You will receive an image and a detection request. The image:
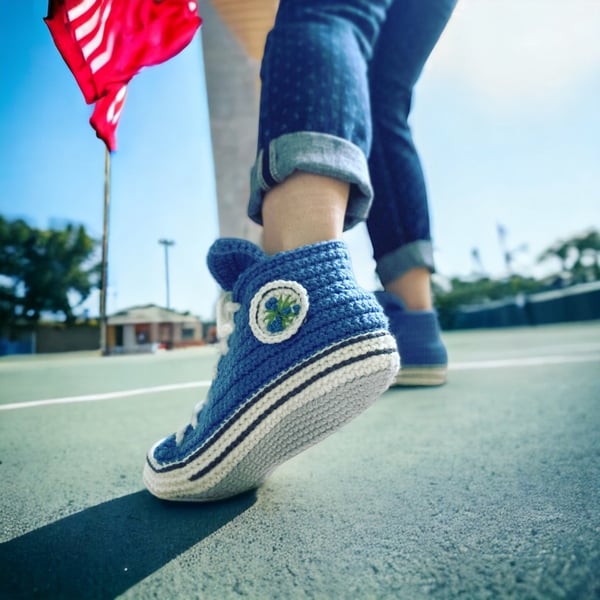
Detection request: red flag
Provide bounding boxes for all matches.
[89,84,127,151]
[45,0,202,149]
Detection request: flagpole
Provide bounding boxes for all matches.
[100,146,111,356]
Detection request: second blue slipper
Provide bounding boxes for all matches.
[375,291,448,387]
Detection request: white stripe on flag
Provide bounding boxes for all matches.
[82,1,112,61]
[67,0,99,22]
[107,86,127,123]
[89,31,115,74]
[74,2,102,41]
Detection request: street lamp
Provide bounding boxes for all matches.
[158,238,175,308]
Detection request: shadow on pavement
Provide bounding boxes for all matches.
[0,489,256,599]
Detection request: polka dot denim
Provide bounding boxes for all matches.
[248,0,456,282]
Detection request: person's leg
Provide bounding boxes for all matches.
[144,0,400,502]
[367,0,457,385]
[249,0,394,236]
[368,0,457,296]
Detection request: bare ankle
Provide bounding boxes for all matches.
[262,172,349,254]
[384,268,433,311]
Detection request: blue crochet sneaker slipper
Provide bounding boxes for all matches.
[375,291,447,387]
[143,238,399,501]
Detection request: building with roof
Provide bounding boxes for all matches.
[107,304,204,353]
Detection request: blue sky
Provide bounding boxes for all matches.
[1,1,599,320]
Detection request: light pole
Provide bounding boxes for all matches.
[158,238,175,308]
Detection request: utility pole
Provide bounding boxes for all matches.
[158,239,175,308]
[471,247,485,277]
[100,147,111,356]
[496,223,528,277]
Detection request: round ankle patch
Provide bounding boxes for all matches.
[249,280,309,344]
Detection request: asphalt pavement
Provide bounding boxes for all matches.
[1,321,599,599]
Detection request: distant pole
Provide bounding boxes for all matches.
[471,247,485,277]
[100,147,111,356]
[496,223,512,275]
[158,239,175,308]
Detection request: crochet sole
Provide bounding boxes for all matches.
[392,365,447,387]
[144,332,399,502]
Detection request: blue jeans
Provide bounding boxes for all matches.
[248,0,457,284]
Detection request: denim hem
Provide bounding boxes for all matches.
[248,132,373,231]
[376,240,435,285]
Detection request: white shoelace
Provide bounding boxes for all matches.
[175,292,240,446]
[215,291,241,356]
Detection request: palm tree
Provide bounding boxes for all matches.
[538,228,600,281]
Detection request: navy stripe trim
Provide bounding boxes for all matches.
[148,330,390,474]
[261,148,278,190]
[188,345,396,482]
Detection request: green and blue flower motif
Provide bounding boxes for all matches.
[264,294,302,333]
[249,280,310,344]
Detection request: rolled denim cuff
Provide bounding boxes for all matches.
[376,240,435,285]
[248,132,373,231]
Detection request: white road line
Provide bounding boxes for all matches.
[450,353,600,371]
[1,353,599,412]
[0,380,212,412]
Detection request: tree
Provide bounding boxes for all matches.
[571,229,600,281]
[537,228,600,283]
[537,240,573,273]
[0,216,100,325]
[0,218,34,327]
